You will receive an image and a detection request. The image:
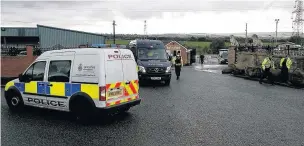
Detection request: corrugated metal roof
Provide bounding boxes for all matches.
[1,25,105,37]
[38,25,106,48]
[37,24,105,37]
[1,27,38,36]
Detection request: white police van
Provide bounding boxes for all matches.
[4,45,141,121]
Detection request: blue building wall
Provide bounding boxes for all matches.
[1,27,38,37]
[37,25,106,48]
[1,25,106,48]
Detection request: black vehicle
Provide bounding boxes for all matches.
[128,39,171,85]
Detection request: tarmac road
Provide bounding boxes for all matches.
[1,67,304,146]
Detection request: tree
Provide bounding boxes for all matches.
[33,48,42,56]
[198,37,206,42]
[8,47,18,56]
[203,46,209,54]
[210,39,225,54]
[289,36,304,44]
[190,36,197,41]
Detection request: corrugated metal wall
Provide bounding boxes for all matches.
[1,28,38,36]
[38,25,106,48]
[25,28,38,36]
[1,28,18,36]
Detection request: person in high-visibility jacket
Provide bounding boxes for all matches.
[173,53,183,80]
[280,55,292,83]
[259,55,275,85]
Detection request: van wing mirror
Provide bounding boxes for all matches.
[18,74,24,82]
[19,73,30,82]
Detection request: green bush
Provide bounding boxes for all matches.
[33,48,42,56]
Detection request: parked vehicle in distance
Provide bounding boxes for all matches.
[218,49,228,64]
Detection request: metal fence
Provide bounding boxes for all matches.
[1,45,129,56]
[1,48,26,56]
[236,45,304,57]
[273,50,304,56]
[1,47,79,56]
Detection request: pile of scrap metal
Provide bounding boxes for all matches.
[224,34,304,87]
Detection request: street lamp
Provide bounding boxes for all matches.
[275,19,280,46]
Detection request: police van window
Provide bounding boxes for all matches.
[24,61,46,81]
[48,60,71,82]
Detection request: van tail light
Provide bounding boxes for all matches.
[99,86,106,101]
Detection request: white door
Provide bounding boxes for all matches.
[22,60,48,108]
[104,49,125,102]
[45,52,75,111]
[120,49,139,97]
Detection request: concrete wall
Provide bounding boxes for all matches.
[1,46,37,77]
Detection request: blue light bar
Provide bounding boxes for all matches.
[91,44,126,49]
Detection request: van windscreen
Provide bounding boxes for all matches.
[138,47,167,60]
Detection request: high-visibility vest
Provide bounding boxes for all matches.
[280,57,292,70]
[261,57,274,70]
[172,56,183,66]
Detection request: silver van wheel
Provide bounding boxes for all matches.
[11,97,19,106]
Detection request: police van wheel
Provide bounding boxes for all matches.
[6,91,24,112]
[70,98,96,124]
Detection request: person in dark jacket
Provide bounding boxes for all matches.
[200,54,204,64]
[280,55,292,83]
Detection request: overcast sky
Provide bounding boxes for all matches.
[1,0,296,34]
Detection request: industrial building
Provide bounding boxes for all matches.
[1,24,106,49]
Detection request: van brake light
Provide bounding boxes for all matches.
[99,86,106,101]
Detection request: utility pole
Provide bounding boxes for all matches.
[144,20,147,39]
[275,19,279,46]
[245,23,248,46]
[113,20,116,44]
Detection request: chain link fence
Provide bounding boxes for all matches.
[237,45,304,57]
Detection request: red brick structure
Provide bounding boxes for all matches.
[1,45,37,77]
[165,41,189,65]
[228,46,236,67]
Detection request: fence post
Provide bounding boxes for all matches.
[287,45,290,55]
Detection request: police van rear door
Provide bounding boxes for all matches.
[120,49,139,99]
[104,49,125,107]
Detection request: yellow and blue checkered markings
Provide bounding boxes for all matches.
[7,81,99,99]
[13,82,25,92]
[46,82,99,98]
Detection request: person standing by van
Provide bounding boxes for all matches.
[259,55,275,85]
[175,52,183,80]
[280,55,292,83]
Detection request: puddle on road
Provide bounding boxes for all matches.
[194,64,227,74]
